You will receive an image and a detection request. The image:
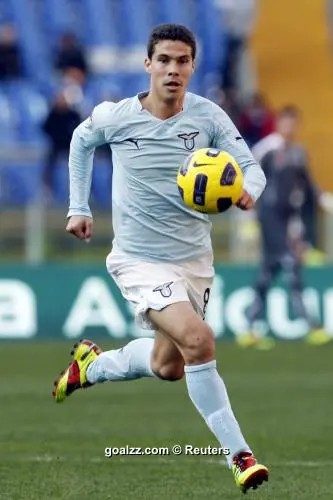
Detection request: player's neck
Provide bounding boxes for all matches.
[141,92,184,120]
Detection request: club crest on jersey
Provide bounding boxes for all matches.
[153,281,174,298]
[178,132,199,151]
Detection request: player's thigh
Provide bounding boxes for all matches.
[182,253,214,320]
[186,280,212,320]
[148,302,215,362]
[106,250,189,330]
[151,330,184,379]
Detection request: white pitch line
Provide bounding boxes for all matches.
[0,455,332,468]
[206,459,333,468]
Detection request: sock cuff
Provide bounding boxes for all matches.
[184,359,216,373]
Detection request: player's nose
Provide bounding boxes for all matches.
[167,64,179,76]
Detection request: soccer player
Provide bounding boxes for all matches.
[53,24,269,493]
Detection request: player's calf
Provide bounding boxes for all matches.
[150,330,185,380]
[151,360,184,381]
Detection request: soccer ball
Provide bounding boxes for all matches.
[177,148,244,214]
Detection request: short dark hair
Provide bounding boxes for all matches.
[147,24,196,60]
[277,105,300,118]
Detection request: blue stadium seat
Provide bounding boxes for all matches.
[194,0,226,94]
[10,0,53,86]
[43,0,86,42]
[82,0,118,46]
[52,157,69,204]
[154,0,194,27]
[91,157,113,207]
[0,162,43,205]
[122,74,149,97]
[111,0,152,96]
[0,0,14,23]
[0,88,19,145]
[5,81,48,143]
[85,75,123,106]
[118,0,154,46]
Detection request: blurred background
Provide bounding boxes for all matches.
[1,0,333,341]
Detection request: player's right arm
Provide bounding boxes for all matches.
[66,102,112,240]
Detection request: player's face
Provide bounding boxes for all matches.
[145,40,195,100]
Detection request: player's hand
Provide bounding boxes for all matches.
[236,190,255,210]
[66,215,93,241]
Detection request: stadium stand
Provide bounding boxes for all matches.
[0,0,226,206]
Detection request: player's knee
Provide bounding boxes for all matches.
[181,321,215,365]
[152,361,184,381]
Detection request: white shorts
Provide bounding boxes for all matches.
[106,249,214,330]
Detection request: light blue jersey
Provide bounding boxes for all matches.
[68,92,266,261]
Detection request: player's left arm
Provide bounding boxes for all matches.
[211,107,267,210]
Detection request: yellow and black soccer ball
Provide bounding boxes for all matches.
[177,148,244,214]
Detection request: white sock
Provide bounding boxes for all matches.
[86,338,156,383]
[184,360,251,466]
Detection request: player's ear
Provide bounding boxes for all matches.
[144,57,152,74]
[192,60,196,73]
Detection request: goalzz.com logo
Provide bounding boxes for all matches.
[105,445,230,457]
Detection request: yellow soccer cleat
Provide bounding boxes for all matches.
[53,339,102,403]
[255,337,276,351]
[232,452,269,494]
[236,332,275,350]
[236,332,259,348]
[305,328,332,346]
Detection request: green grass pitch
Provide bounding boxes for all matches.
[1,340,333,499]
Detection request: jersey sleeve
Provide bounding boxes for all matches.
[210,105,266,201]
[67,101,115,218]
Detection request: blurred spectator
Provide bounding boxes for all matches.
[55,32,88,77]
[238,92,275,148]
[252,105,322,248]
[238,105,333,349]
[0,24,22,80]
[53,66,96,119]
[60,67,88,112]
[41,92,81,195]
[215,0,257,95]
[252,105,301,162]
